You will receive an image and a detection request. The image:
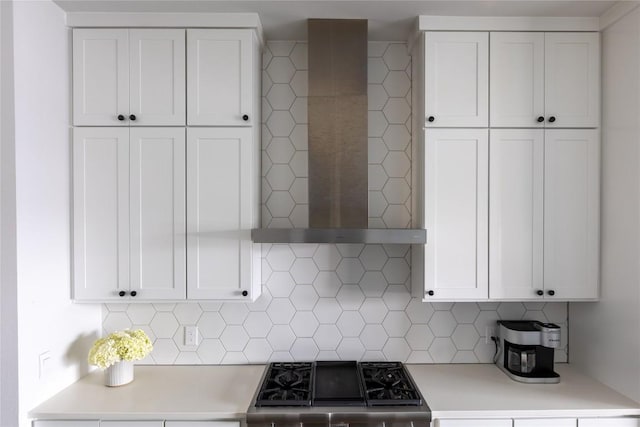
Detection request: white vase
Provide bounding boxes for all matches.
[105,361,134,387]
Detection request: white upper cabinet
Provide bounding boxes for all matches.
[490,32,599,128]
[73,29,186,126]
[187,29,255,126]
[424,32,488,127]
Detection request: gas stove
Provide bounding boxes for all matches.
[247,361,431,427]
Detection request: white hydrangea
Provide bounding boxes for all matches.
[88,329,153,369]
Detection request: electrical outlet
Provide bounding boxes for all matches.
[485,326,496,344]
[185,326,199,346]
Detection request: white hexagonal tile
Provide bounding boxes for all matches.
[262,71,273,95]
[524,310,548,323]
[151,338,179,364]
[312,271,342,297]
[335,286,365,313]
[291,97,308,124]
[452,303,480,324]
[359,271,388,297]
[429,337,457,363]
[543,302,568,323]
[267,57,296,83]
[382,205,410,228]
[289,285,318,311]
[172,326,197,352]
[267,84,296,110]
[288,179,308,206]
[244,312,273,338]
[363,351,387,361]
[313,298,343,324]
[267,325,296,351]
[382,124,411,151]
[382,258,410,284]
[268,41,295,56]
[221,325,249,351]
[290,124,308,150]
[406,299,435,324]
[369,164,388,191]
[103,312,132,333]
[382,178,410,205]
[266,245,296,271]
[452,351,479,363]
[406,324,435,351]
[290,311,319,337]
[266,165,295,191]
[336,244,364,258]
[197,339,225,364]
[263,46,273,69]
[152,303,176,312]
[452,324,480,350]
[150,312,179,338]
[497,302,526,320]
[267,111,296,137]
[432,302,454,311]
[474,339,495,363]
[360,324,388,351]
[106,303,128,312]
[473,310,500,338]
[382,151,410,178]
[368,191,387,218]
[382,244,409,258]
[360,298,388,323]
[174,352,202,364]
[267,271,296,297]
[290,71,308,97]
[382,337,411,361]
[382,311,411,337]
[245,339,273,363]
[369,42,389,57]
[368,57,389,84]
[360,245,388,270]
[337,338,365,360]
[383,98,410,124]
[382,285,411,310]
[477,302,500,310]
[267,298,296,324]
[290,43,308,70]
[269,217,293,229]
[266,191,295,217]
[336,311,365,337]
[262,150,273,175]
[368,111,388,137]
[288,207,307,228]
[221,352,249,364]
[262,97,273,123]
[249,288,272,312]
[369,138,388,164]
[336,258,365,284]
[220,303,248,325]
[383,71,410,97]
[313,324,342,350]
[368,84,388,110]
[406,351,434,364]
[290,338,319,360]
[313,245,342,271]
[289,151,308,177]
[125,305,155,325]
[290,259,319,284]
[429,311,457,337]
[199,302,223,312]
[173,303,202,325]
[197,312,225,338]
[383,44,411,71]
[267,138,296,164]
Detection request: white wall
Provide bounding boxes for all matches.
[10,1,102,425]
[570,5,640,403]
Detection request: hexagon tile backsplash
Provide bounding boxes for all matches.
[101,41,568,365]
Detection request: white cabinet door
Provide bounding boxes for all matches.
[187,128,255,300]
[423,129,489,300]
[187,29,254,126]
[129,29,186,126]
[545,33,600,128]
[73,29,129,126]
[73,128,130,301]
[437,420,512,427]
[165,422,241,427]
[100,422,163,427]
[544,130,599,300]
[130,128,186,300]
[489,129,544,300]
[580,418,640,427]
[34,421,99,427]
[490,32,545,128]
[424,32,488,127]
[514,420,576,427]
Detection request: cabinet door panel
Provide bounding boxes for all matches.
[101,422,163,427]
[489,129,544,300]
[424,129,489,300]
[544,130,599,299]
[73,128,129,300]
[73,29,129,126]
[166,422,241,427]
[187,29,253,126]
[515,420,576,427]
[34,422,99,427]
[545,33,600,128]
[580,419,640,427]
[437,420,512,427]
[130,128,186,299]
[490,32,545,128]
[130,29,186,126]
[425,32,488,127]
[187,128,253,299]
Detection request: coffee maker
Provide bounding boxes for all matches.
[495,320,561,384]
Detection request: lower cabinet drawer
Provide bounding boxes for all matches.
[436,420,512,427]
[579,419,640,427]
[165,423,241,427]
[33,422,100,427]
[101,422,163,427]
[514,420,576,427]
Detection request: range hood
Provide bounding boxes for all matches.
[252,19,426,244]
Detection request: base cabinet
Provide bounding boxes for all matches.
[436,419,639,427]
[436,420,512,427]
[33,421,240,427]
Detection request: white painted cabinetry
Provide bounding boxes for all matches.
[73,29,185,126]
[424,32,489,127]
[579,419,640,426]
[514,419,576,427]
[100,422,163,427]
[436,420,512,427]
[436,419,639,427]
[490,32,599,128]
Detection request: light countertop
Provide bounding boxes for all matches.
[30,364,640,421]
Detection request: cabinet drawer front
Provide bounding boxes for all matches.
[437,420,512,427]
[579,419,640,427]
[101,422,163,427]
[165,422,241,427]
[515,419,576,427]
[34,421,99,427]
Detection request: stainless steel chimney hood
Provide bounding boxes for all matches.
[252,19,426,245]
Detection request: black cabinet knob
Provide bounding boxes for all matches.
[548,116,556,123]
[242,115,249,121]
[537,116,544,123]
[547,290,555,296]
[118,291,126,297]
[242,290,248,297]
[536,290,544,296]
[130,291,137,297]
[117,114,125,121]
[427,290,434,296]
[129,114,136,121]
[427,116,435,123]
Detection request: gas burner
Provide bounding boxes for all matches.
[255,362,314,407]
[359,362,423,406]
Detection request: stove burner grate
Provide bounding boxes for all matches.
[359,362,423,406]
[255,362,314,407]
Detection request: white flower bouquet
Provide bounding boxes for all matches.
[88,329,153,369]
